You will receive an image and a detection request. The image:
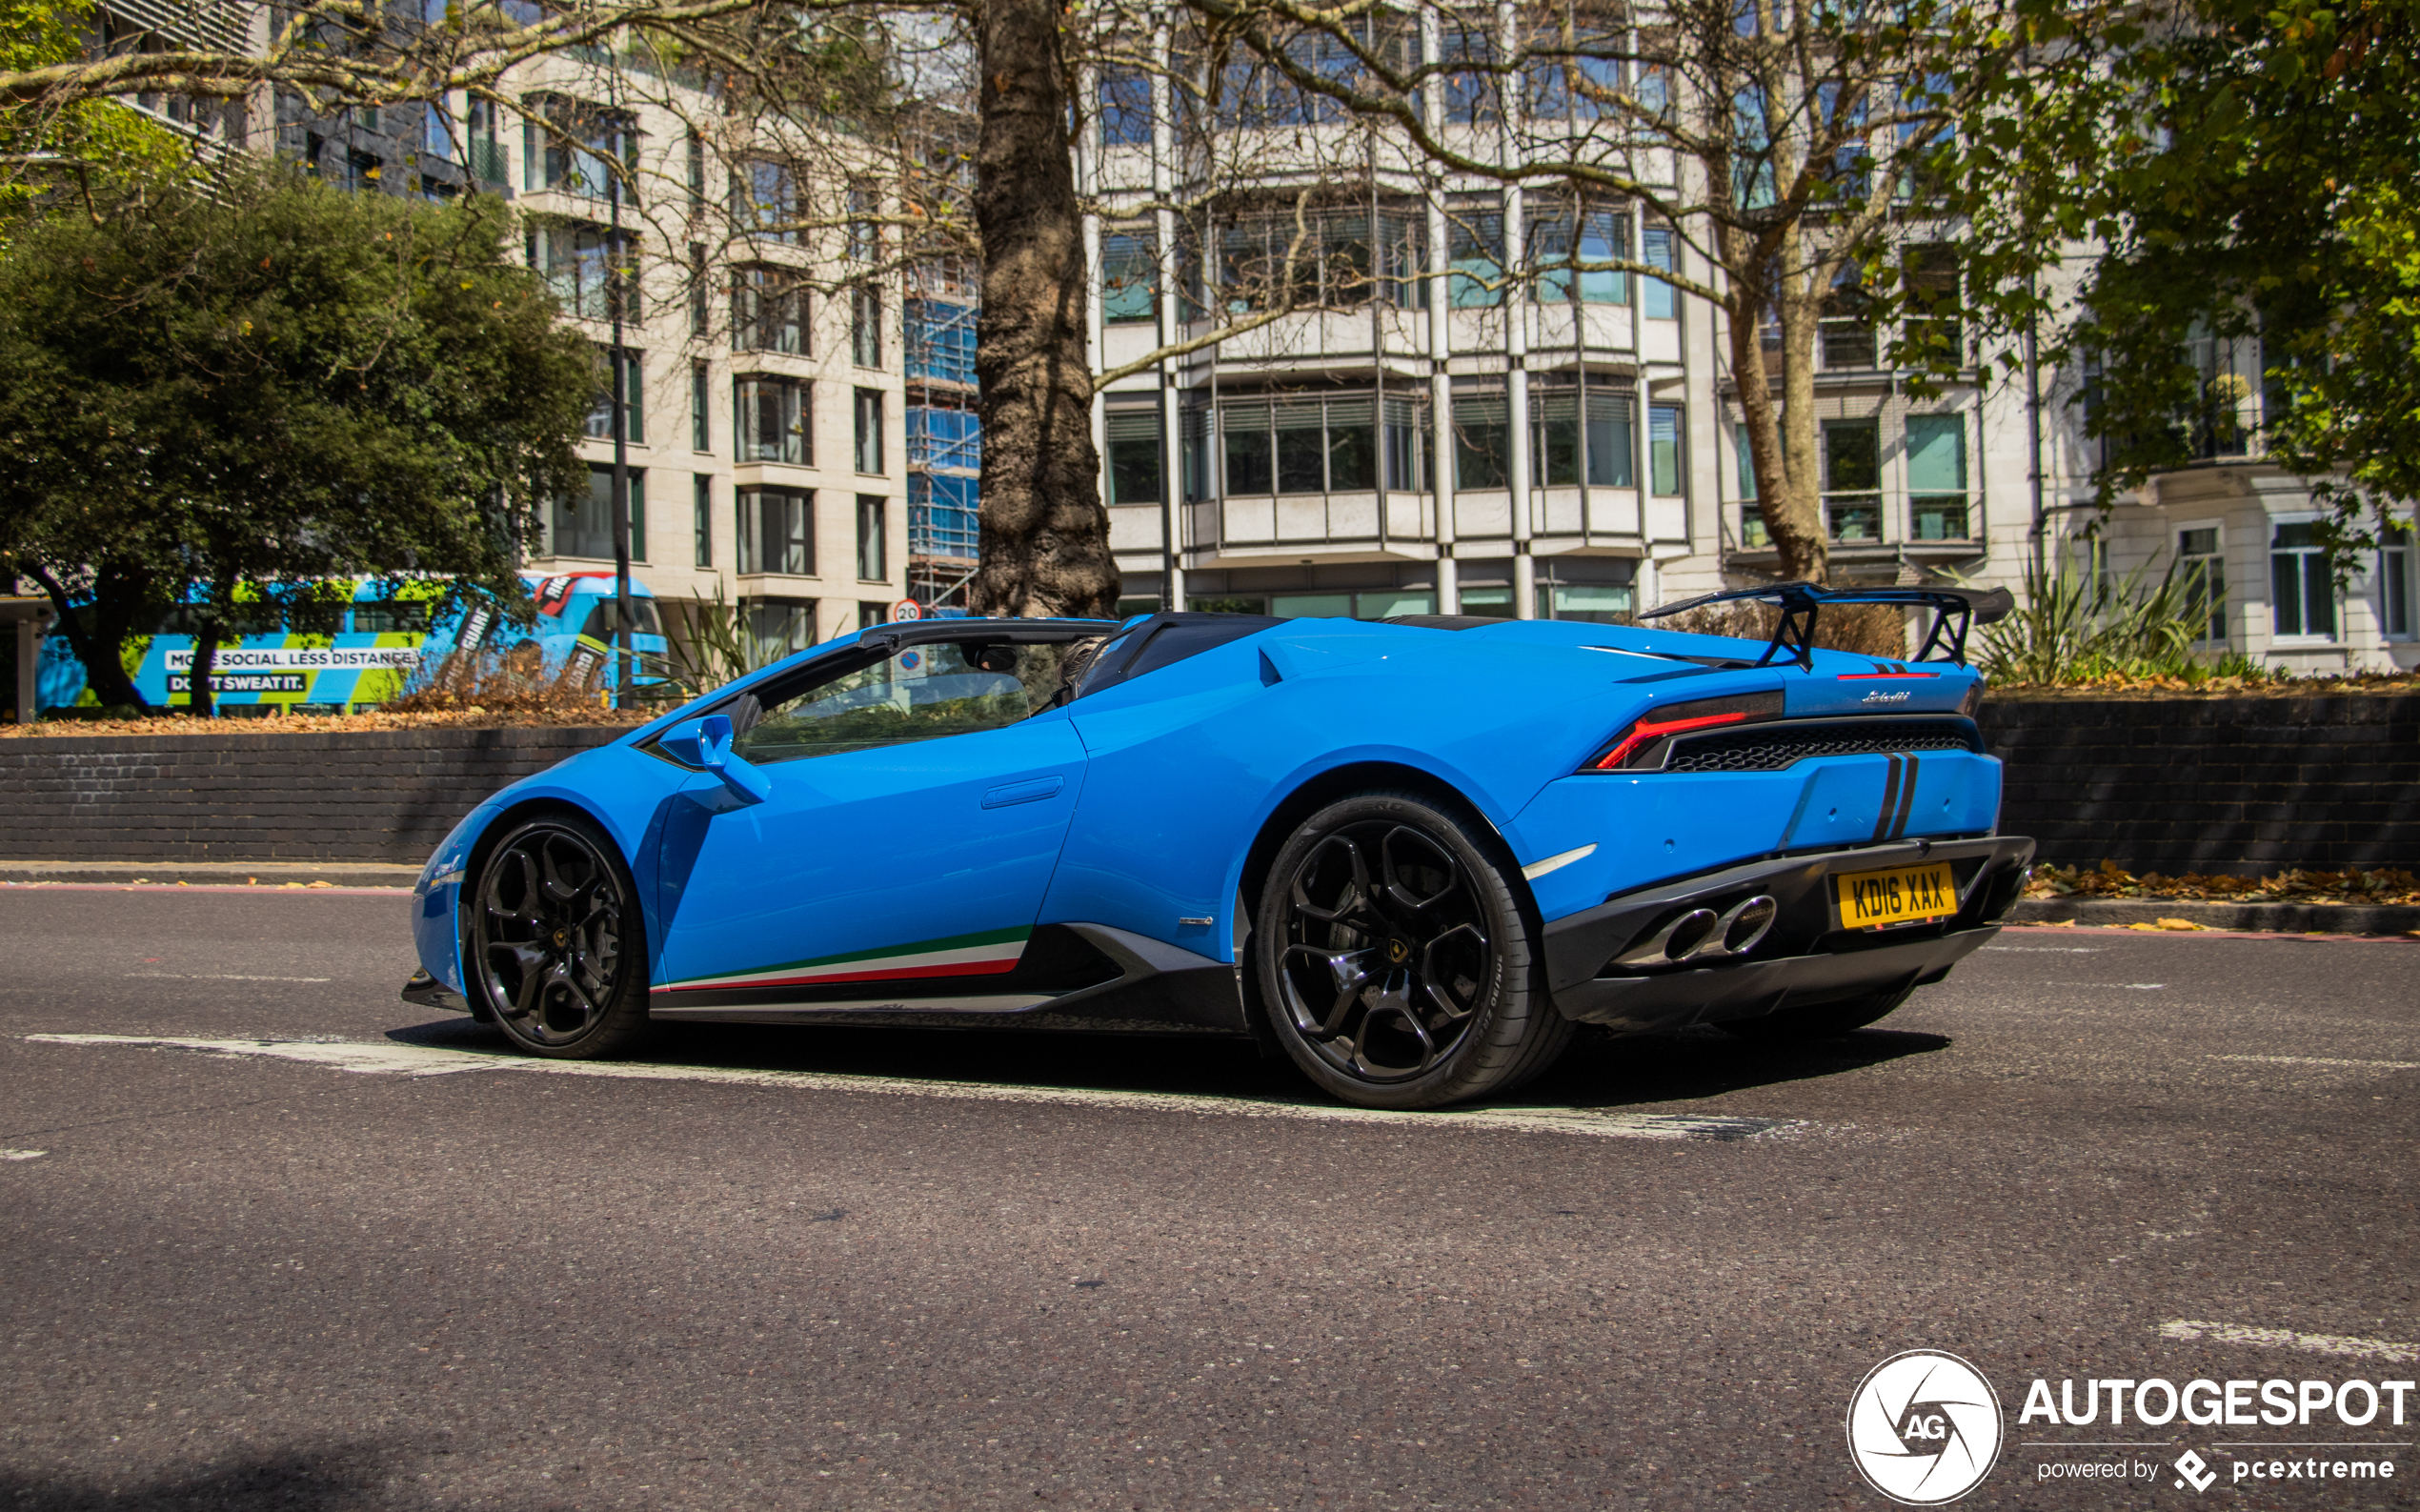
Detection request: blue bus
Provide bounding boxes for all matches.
[37,571,671,713]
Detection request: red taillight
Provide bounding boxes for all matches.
[1590,711,1750,770]
[1584,691,1785,773]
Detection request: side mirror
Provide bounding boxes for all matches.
[661,714,772,806]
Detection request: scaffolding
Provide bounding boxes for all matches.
[905,258,980,612]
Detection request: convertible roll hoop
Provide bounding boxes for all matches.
[1639,581,2014,671]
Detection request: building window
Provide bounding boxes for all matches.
[1529,387,1634,488]
[847,182,879,263]
[690,363,710,452]
[465,100,506,184]
[1451,390,1510,491]
[1901,244,1963,368]
[746,596,817,655]
[732,160,796,242]
[2270,519,2336,639]
[736,487,813,575]
[736,377,810,465]
[1099,67,1153,146]
[425,99,456,159]
[1528,197,1628,305]
[685,129,705,212]
[1207,205,1424,312]
[1106,408,1163,505]
[1212,395,1418,497]
[909,472,978,559]
[1447,207,1504,309]
[693,475,713,567]
[529,222,637,323]
[1822,420,1881,540]
[854,389,884,474]
[1649,404,1684,496]
[1820,271,1876,370]
[1101,231,1158,324]
[2382,524,2414,639]
[2179,526,2227,645]
[1643,227,1678,318]
[584,347,643,444]
[731,266,804,354]
[859,601,890,629]
[1270,590,1439,620]
[1734,422,1767,547]
[523,96,635,201]
[857,494,888,580]
[851,287,882,367]
[346,150,381,192]
[553,464,645,561]
[1905,413,1969,539]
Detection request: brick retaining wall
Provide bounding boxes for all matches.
[1977,696,2420,876]
[3,698,2413,874]
[0,727,628,864]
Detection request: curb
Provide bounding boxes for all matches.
[0,859,423,890]
[2006,897,2420,936]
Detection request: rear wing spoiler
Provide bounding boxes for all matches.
[1638,581,2014,671]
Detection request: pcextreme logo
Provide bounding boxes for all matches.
[1847,1350,2006,1504]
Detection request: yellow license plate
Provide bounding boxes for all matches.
[1833,861,1958,930]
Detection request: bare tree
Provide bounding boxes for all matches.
[1097,0,2095,583]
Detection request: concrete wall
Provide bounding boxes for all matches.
[0,727,628,864]
[1979,696,2420,876]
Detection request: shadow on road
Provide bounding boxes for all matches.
[0,1444,527,1512]
[388,1009,1949,1116]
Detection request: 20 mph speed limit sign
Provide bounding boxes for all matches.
[890,598,923,622]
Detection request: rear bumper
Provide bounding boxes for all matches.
[1543,835,2033,1032]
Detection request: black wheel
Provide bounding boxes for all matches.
[1256,791,1572,1109]
[467,813,652,1058]
[1718,981,1918,1041]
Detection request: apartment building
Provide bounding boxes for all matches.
[1071,22,2417,674]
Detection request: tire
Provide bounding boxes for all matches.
[1256,790,1572,1109]
[465,812,653,1058]
[1717,980,1918,1042]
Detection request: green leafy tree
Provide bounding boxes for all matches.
[2069,0,2420,565]
[0,164,595,713]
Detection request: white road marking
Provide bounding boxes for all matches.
[2210,1055,2420,1070]
[120,973,334,983]
[23,1034,1805,1143]
[1521,844,1598,881]
[1,1149,47,1161]
[2160,1320,2419,1365]
[1982,946,2104,954]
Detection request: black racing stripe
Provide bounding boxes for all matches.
[1872,755,1904,842]
[1890,754,1921,838]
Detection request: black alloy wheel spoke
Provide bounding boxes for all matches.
[1278,816,1496,1085]
[476,826,625,1046]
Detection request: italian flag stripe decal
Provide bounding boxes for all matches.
[654,926,1030,995]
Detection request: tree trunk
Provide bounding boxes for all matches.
[26,559,152,711]
[1771,270,1829,585]
[1720,235,1828,586]
[189,620,221,717]
[970,0,1119,620]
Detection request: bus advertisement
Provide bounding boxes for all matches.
[35,571,671,713]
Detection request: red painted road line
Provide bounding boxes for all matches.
[0,881,413,897]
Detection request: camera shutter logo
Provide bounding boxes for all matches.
[1846,1350,2004,1504]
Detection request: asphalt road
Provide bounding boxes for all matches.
[3,888,2414,1511]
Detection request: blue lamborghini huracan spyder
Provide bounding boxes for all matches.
[402,584,2034,1109]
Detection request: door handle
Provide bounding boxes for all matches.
[980,776,1064,810]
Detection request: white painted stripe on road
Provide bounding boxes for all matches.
[1,1149,46,1161]
[2210,1055,2420,1070]
[22,1034,1805,1143]
[2160,1320,2419,1365]
[121,973,334,983]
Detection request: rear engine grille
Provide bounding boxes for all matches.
[1659,718,1982,773]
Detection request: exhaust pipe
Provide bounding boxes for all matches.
[1611,895,1781,971]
